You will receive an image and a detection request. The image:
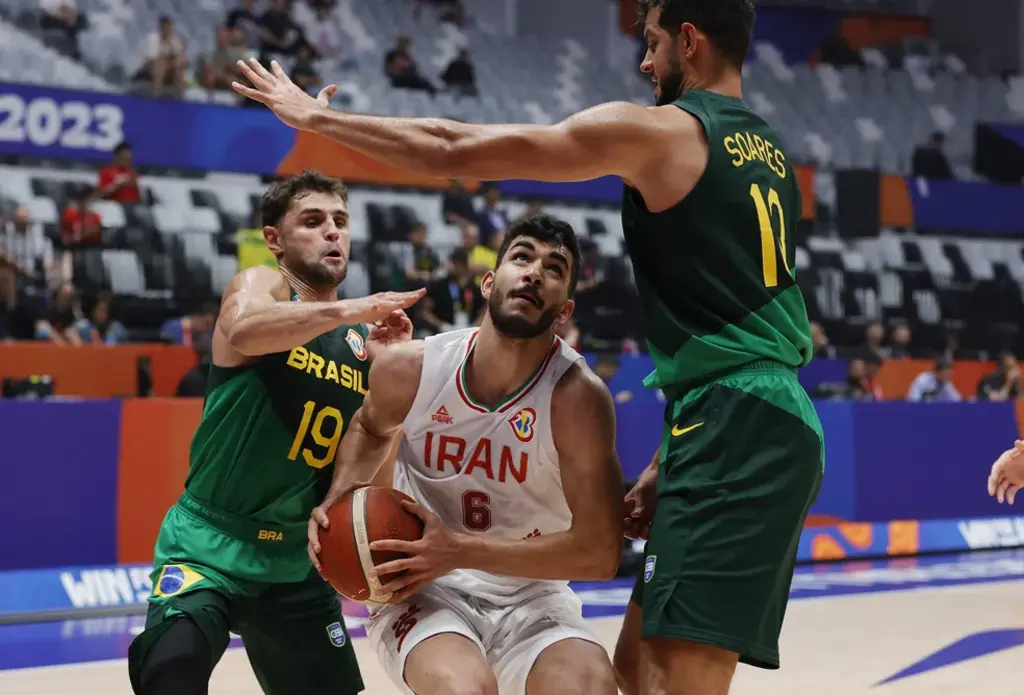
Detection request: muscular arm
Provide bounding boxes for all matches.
[304,101,664,185]
[323,341,423,499]
[451,363,625,581]
[214,266,422,367]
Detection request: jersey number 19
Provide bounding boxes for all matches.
[288,400,344,469]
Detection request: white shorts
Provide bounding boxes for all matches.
[365,581,599,695]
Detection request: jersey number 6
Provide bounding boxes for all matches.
[462,490,492,531]
[750,183,792,289]
[288,400,344,469]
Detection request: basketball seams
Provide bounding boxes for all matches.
[352,487,392,604]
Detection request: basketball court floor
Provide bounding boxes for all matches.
[2,550,1023,694]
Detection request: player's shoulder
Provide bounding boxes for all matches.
[227,265,290,300]
[551,359,615,423]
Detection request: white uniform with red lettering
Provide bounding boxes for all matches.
[366,327,600,695]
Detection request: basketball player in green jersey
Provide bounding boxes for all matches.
[127,170,425,695]
[234,0,823,691]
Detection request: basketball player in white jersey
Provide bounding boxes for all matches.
[988,439,1024,505]
[307,214,623,695]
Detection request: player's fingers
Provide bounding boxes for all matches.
[270,59,291,82]
[315,84,339,104]
[313,506,330,529]
[1015,440,1024,452]
[400,499,432,521]
[998,479,1012,504]
[247,57,277,85]
[235,59,270,90]
[307,543,322,571]
[1009,485,1020,505]
[372,559,419,581]
[231,82,269,103]
[307,519,322,553]
[369,539,418,554]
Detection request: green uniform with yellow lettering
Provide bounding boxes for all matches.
[127,311,371,694]
[625,90,824,669]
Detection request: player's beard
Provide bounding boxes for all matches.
[655,48,686,106]
[488,287,558,340]
[283,252,347,291]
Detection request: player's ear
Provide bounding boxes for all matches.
[557,299,575,324]
[263,225,283,256]
[480,271,495,300]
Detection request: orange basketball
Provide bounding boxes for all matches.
[318,486,424,605]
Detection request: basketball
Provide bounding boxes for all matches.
[317,486,425,605]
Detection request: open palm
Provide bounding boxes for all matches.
[232,57,338,131]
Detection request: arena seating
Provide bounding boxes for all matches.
[3,0,1023,175]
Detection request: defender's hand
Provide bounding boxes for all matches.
[366,310,414,362]
[307,483,371,572]
[623,464,658,540]
[233,58,337,131]
[367,500,461,604]
[335,289,425,327]
[988,440,1024,505]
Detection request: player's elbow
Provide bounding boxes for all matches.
[224,320,261,356]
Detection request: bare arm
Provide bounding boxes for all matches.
[232,60,666,185]
[322,341,424,500]
[303,101,660,184]
[214,266,423,367]
[451,363,625,580]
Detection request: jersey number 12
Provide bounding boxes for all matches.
[750,183,792,288]
[288,400,344,469]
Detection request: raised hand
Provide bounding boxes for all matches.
[232,57,339,131]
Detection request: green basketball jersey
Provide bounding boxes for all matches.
[621,89,812,390]
[178,310,369,581]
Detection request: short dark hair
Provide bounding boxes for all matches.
[260,169,348,229]
[496,214,581,296]
[449,247,469,267]
[639,0,755,68]
[113,141,131,155]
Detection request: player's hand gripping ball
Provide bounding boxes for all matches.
[316,486,425,605]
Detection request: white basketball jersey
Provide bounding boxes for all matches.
[394,327,582,601]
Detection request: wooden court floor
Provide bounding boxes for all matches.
[2,555,1023,694]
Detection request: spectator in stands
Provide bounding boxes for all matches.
[200,26,248,92]
[576,238,605,294]
[513,201,545,225]
[289,44,323,94]
[888,323,913,359]
[401,222,441,290]
[864,321,888,359]
[140,16,188,98]
[38,0,87,59]
[35,282,83,344]
[911,132,954,180]
[385,36,437,96]
[304,5,344,61]
[864,353,884,400]
[906,359,961,402]
[843,358,874,401]
[977,352,1022,401]
[442,49,477,97]
[160,306,217,347]
[475,184,509,247]
[0,205,55,289]
[459,224,495,279]
[259,0,307,64]
[420,248,485,334]
[74,292,128,345]
[98,142,141,204]
[60,190,102,247]
[810,321,836,359]
[226,0,261,48]
[442,179,478,230]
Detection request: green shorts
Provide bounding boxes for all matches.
[127,499,363,695]
[630,360,823,670]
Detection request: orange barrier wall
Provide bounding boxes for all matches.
[116,398,203,563]
[0,343,197,397]
[875,359,996,400]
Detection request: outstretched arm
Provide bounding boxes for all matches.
[215,266,423,367]
[232,58,662,184]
